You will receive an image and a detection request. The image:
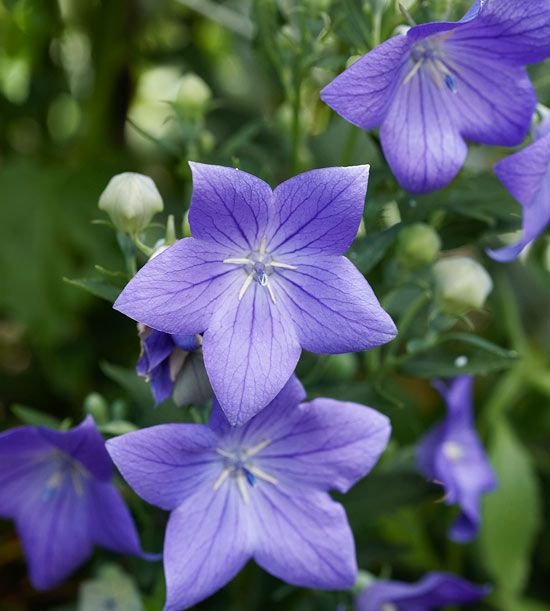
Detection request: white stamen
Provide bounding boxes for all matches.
[403,58,423,85]
[248,466,278,485]
[236,471,250,504]
[238,273,254,300]
[242,439,272,458]
[213,467,231,491]
[442,441,463,461]
[71,469,84,495]
[216,448,236,459]
[260,236,267,257]
[270,261,298,270]
[265,277,277,304]
[223,257,254,265]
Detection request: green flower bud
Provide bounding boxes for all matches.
[83,392,109,424]
[433,256,493,315]
[175,73,212,118]
[99,172,163,235]
[397,223,441,269]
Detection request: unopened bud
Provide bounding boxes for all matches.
[397,223,441,270]
[84,392,109,424]
[175,73,212,118]
[433,256,493,314]
[99,172,163,235]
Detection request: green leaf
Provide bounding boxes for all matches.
[480,420,542,601]
[100,361,152,410]
[99,420,139,435]
[11,404,60,429]
[347,224,400,274]
[398,334,517,377]
[63,276,121,303]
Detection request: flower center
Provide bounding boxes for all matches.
[213,438,278,504]
[381,604,398,611]
[223,236,297,304]
[442,440,464,461]
[42,453,89,501]
[404,32,458,93]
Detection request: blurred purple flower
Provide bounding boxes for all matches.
[417,376,497,542]
[114,163,396,425]
[356,572,489,611]
[107,376,391,610]
[0,417,150,590]
[321,0,550,194]
[488,112,550,261]
[136,325,211,406]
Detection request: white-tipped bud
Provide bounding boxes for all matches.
[99,172,163,235]
[433,256,493,314]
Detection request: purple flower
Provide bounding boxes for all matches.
[356,572,490,611]
[0,417,149,590]
[488,112,550,261]
[136,325,211,406]
[107,376,391,610]
[321,0,550,194]
[114,163,396,425]
[417,376,497,542]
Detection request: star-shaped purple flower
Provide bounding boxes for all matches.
[417,376,497,542]
[321,0,550,194]
[356,572,490,611]
[488,112,550,262]
[0,417,150,590]
[136,325,211,406]
[107,376,391,610]
[114,163,396,425]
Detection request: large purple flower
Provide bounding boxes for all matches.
[107,376,391,610]
[136,325,211,406]
[356,572,489,611]
[488,112,550,261]
[417,376,497,542]
[0,417,149,590]
[114,163,396,425]
[321,0,550,194]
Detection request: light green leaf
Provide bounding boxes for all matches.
[11,404,60,429]
[347,224,400,274]
[99,420,139,435]
[63,276,121,303]
[480,420,542,601]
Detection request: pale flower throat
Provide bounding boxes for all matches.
[223,237,297,304]
[213,438,278,504]
[404,31,459,93]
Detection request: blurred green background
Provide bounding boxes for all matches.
[0,0,549,610]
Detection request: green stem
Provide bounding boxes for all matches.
[341,125,359,166]
[479,365,524,434]
[132,234,154,257]
[386,291,431,365]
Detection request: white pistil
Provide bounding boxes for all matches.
[213,467,231,491]
[238,273,254,300]
[442,440,463,461]
[236,471,250,504]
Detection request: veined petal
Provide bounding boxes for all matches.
[107,424,219,511]
[88,480,149,558]
[269,166,370,257]
[443,48,536,146]
[320,36,410,131]
[164,483,252,611]
[251,487,356,590]
[16,475,92,590]
[257,399,390,494]
[357,572,490,611]
[203,284,301,426]
[114,238,240,335]
[39,416,112,482]
[489,134,550,262]
[380,69,467,193]
[188,162,272,251]
[276,255,396,353]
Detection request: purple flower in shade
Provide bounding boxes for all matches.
[356,572,490,611]
[107,376,391,610]
[136,325,211,406]
[320,0,550,194]
[417,376,497,543]
[0,417,151,590]
[114,163,396,425]
[488,112,550,262]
